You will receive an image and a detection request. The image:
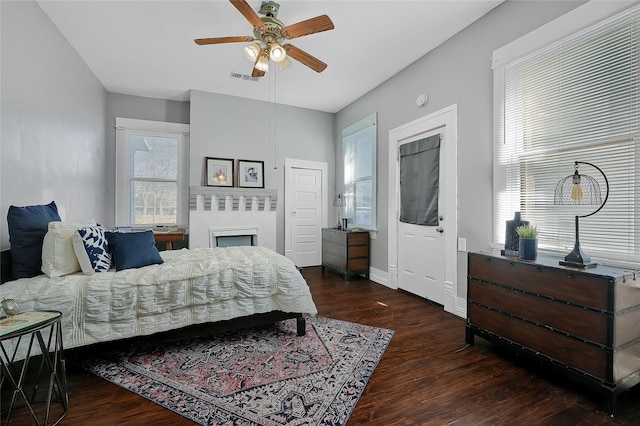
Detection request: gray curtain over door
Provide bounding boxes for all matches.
[399,134,441,226]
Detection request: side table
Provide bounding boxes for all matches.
[153,231,185,250]
[0,311,68,425]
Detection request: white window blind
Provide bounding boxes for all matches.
[494,3,639,266]
[343,113,377,230]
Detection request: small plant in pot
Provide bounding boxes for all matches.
[516,224,538,261]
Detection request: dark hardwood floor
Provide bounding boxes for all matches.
[4,266,640,425]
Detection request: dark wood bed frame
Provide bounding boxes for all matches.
[0,249,306,337]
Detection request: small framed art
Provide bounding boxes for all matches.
[238,159,265,188]
[206,157,234,187]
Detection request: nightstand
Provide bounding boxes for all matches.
[321,228,370,282]
[153,231,185,250]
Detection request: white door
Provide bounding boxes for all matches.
[388,105,458,313]
[397,130,445,304]
[284,159,328,267]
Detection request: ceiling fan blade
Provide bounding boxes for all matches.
[281,15,334,40]
[283,44,327,73]
[230,0,265,29]
[194,36,255,45]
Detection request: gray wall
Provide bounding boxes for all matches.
[335,1,584,295]
[190,90,335,253]
[103,93,191,229]
[0,0,107,250]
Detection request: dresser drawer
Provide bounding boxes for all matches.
[347,257,368,271]
[469,279,609,345]
[348,232,368,246]
[469,304,609,380]
[469,254,610,311]
[348,245,368,258]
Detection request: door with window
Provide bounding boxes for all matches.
[396,131,446,304]
[388,105,458,314]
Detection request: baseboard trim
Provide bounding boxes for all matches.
[369,267,396,289]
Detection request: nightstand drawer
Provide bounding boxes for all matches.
[348,232,368,246]
[348,245,368,258]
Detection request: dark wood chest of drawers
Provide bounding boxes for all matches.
[466,252,640,412]
[321,228,369,282]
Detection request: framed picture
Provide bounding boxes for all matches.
[206,157,234,187]
[238,159,265,188]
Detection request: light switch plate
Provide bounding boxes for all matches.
[458,237,467,252]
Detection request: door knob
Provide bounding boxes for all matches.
[436,227,444,233]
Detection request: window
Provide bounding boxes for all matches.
[493,3,639,266]
[115,118,189,227]
[343,113,377,230]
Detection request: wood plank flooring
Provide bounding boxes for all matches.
[3,266,640,425]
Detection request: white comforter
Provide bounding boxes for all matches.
[1,246,317,354]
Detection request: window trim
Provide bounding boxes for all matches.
[115,117,190,228]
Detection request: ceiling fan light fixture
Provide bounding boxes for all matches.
[255,52,270,72]
[269,42,287,62]
[278,57,291,71]
[242,43,261,62]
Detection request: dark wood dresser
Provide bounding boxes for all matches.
[466,252,640,412]
[321,228,369,282]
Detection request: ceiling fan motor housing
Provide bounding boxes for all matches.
[254,17,285,44]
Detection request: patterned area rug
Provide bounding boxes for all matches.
[77,316,394,425]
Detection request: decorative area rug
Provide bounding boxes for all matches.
[77,316,394,425]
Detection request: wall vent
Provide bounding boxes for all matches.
[230,71,259,82]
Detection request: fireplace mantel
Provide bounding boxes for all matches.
[189,186,278,211]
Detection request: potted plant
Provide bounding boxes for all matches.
[516,224,538,261]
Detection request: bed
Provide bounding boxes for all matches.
[1,246,317,359]
[1,202,317,358]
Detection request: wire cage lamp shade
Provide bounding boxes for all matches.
[553,161,609,268]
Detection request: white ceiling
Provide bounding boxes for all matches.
[38,0,503,113]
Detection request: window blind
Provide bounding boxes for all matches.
[494,4,639,265]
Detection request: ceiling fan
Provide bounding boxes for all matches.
[195,0,334,78]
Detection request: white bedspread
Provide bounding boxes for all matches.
[1,246,317,355]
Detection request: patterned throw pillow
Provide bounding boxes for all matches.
[72,227,112,274]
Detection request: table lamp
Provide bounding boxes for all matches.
[553,161,609,268]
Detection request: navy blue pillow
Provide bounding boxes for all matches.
[105,230,163,271]
[7,201,61,279]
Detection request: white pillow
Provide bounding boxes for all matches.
[41,220,96,277]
